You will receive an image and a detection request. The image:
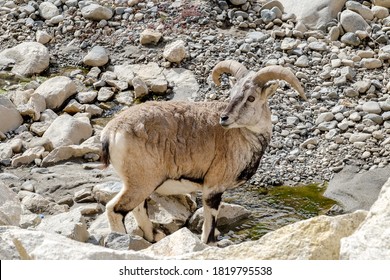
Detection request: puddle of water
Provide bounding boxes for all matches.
[222,183,337,243]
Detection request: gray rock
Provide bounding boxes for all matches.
[76,91,97,104]
[362,101,382,114]
[315,112,335,125]
[349,133,371,143]
[105,232,151,251]
[163,68,199,101]
[360,58,382,69]
[340,10,370,33]
[325,165,390,212]
[92,181,122,205]
[97,87,115,101]
[345,1,373,20]
[340,32,361,46]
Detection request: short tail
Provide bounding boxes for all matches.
[101,135,110,168]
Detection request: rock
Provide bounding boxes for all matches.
[340,10,370,33]
[76,91,97,104]
[81,4,113,21]
[11,146,45,167]
[360,58,382,69]
[163,40,187,63]
[19,192,53,214]
[0,96,23,133]
[324,165,390,212]
[308,41,328,51]
[340,32,361,46]
[97,87,115,101]
[349,133,371,143]
[35,30,52,45]
[148,193,197,235]
[36,208,89,242]
[278,0,347,30]
[140,29,162,45]
[63,99,84,114]
[315,112,334,125]
[0,227,153,260]
[35,76,77,110]
[132,77,148,98]
[373,0,390,8]
[41,135,99,166]
[294,55,309,67]
[0,42,49,76]
[83,46,109,67]
[346,1,374,21]
[141,228,207,258]
[163,68,199,100]
[17,93,46,121]
[42,114,93,149]
[340,177,390,259]
[189,203,250,232]
[92,181,122,205]
[353,80,371,93]
[362,101,382,114]
[38,2,59,20]
[104,232,151,251]
[230,0,247,5]
[372,5,389,19]
[0,181,22,226]
[281,38,298,50]
[184,211,367,260]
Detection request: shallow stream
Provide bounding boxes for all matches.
[222,183,337,243]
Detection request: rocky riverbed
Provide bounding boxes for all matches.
[1,0,390,259]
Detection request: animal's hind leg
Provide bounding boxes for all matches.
[106,185,150,235]
[132,201,166,242]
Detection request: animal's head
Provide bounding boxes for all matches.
[212,60,306,133]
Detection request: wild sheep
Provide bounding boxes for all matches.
[100,60,306,244]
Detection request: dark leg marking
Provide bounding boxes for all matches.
[205,192,223,210]
[206,216,217,244]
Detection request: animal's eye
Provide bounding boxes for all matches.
[247,96,255,102]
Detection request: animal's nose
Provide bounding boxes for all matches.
[220,115,229,122]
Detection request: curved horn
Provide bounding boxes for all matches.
[253,65,307,100]
[211,60,248,86]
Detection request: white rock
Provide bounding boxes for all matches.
[92,181,122,205]
[81,4,113,20]
[0,96,23,133]
[340,177,390,259]
[372,5,389,19]
[17,93,46,121]
[97,87,115,101]
[38,2,59,20]
[184,211,367,260]
[141,228,207,258]
[140,29,162,45]
[0,42,49,76]
[360,58,382,69]
[132,76,149,98]
[0,181,22,226]
[76,91,98,104]
[163,40,187,63]
[36,208,89,242]
[0,227,153,260]
[83,46,109,67]
[315,112,334,125]
[35,76,77,110]
[163,68,199,100]
[349,133,371,143]
[35,30,52,45]
[279,0,347,30]
[42,114,92,149]
[11,146,45,167]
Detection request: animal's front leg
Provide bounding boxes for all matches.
[201,191,223,244]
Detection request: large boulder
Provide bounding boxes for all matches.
[0,96,23,133]
[0,42,49,76]
[324,165,390,212]
[279,0,347,30]
[34,76,77,110]
[0,226,153,260]
[183,211,367,260]
[340,177,390,259]
[340,9,371,33]
[42,114,93,149]
[0,182,22,226]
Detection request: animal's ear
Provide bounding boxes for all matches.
[260,82,279,99]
